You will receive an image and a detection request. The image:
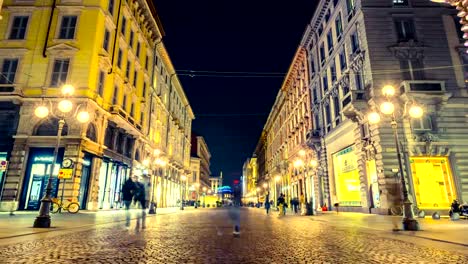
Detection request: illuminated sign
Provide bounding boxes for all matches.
[34,156,54,163]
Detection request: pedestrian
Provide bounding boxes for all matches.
[122,176,136,228]
[293,197,299,214]
[300,193,305,215]
[229,181,242,237]
[290,198,294,213]
[133,177,147,230]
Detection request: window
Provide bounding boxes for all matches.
[313,87,318,102]
[130,103,134,117]
[97,70,105,96]
[129,31,134,48]
[136,42,140,58]
[50,59,69,87]
[355,71,363,90]
[400,59,425,80]
[314,114,320,130]
[140,112,144,125]
[339,49,347,71]
[121,17,126,35]
[393,0,408,6]
[133,70,137,87]
[0,59,18,84]
[394,18,416,42]
[112,86,118,104]
[351,32,360,53]
[117,49,123,68]
[9,16,29,40]
[333,96,341,125]
[412,116,433,131]
[327,31,334,54]
[325,9,331,22]
[145,56,149,71]
[325,104,332,132]
[123,93,127,109]
[334,0,340,6]
[126,61,130,79]
[330,62,337,83]
[320,44,326,65]
[103,29,110,51]
[318,24,323,36]
[108,0,115,15]
[59,16,77,39]
[310,59,316,75]
[335,14,343,40]
[347,0,355,20]
[142,82,147,97]
[322,74,329,92]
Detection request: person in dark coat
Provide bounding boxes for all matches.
[133,177,147,230]
[265,192,271,215]
[122,177,136,227]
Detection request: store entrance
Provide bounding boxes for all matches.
[410,157,456,209]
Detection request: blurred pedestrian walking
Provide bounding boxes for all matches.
[265,193,271,215]
[133,177,147,230]
[230,180,242,236]
[122,176,136,228]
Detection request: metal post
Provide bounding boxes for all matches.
[148,168,157,214]
[391,115,419,231]
[34,119,65,228]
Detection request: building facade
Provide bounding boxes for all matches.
[190,133,211,191]
[305,0,467,213]
[252,0,468,215]
[0,0,194,211]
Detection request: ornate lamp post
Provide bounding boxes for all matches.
[33,84,90,228]
[148,151,166,214]
[202,186,207,207]
[367,85,423,231]
[180,175,187,210]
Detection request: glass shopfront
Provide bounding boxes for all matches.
[20,148,63,210]
[410,157,456,209]
[98,158,129,209]
[78,154,92,209]
[332,146,361,206]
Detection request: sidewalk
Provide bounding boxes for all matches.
[251,207,468,246]
[0,207,192,240]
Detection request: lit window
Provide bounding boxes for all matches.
[9,16,29,40]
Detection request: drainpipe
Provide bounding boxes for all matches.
[42,0,57,58]
[107,0,123,74]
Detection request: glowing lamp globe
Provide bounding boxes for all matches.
[76,111,90,123]
[154,149,161,156]
[203,187,207,192]
[181,175,187,181]
[262,183,268,189]
[409,105,424,118]
[382,85,395,97]
[299,149,306,156]
[380,101,395,115]
[256,187,260,192]
[310,160,318,167]
[61,84,75,96]
[294,159,304,168]
[142,159,150,166]
[275,175,281,182]
[368,112,381,124]
[58,99,73,113]
[35,106,49,118]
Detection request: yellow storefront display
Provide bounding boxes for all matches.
[333,146,361,206]
[410,157,456,209]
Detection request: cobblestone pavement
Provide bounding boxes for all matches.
[0,208,467,264]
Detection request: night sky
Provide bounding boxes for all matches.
[155,1,318,185]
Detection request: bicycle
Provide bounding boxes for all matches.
[51,197,80,214]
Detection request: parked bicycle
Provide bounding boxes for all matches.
[51,197,80,214]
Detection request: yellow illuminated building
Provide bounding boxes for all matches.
[0,0,194,211]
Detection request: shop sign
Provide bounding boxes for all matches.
[34,156,54,163]
[0,160,7,171]
[58,168,73,179]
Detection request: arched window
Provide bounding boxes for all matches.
[34,118,68,136]
[86,123,97,142]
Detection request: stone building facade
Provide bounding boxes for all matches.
[0,0,194,211]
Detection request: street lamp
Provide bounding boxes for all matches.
[180,175,187,210]
[202,186,207,207]
[367,85,423,231]
[33,84,90,228]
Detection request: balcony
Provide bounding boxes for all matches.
[110,105,142,132]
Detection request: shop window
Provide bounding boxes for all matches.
[34,118,68,136]
[86,123,97,142]
[410,157,456,209]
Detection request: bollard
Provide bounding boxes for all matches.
[417,210,426,218]
[432,212,440,220]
